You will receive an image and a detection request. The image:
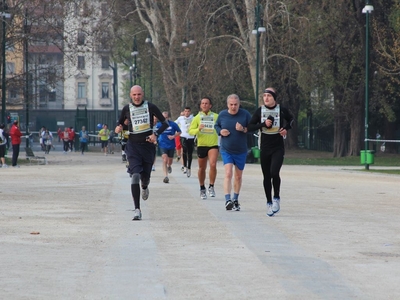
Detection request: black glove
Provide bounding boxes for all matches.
[266,115,274,128]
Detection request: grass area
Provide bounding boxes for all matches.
[282,149,400,175]
[284,155,400,166]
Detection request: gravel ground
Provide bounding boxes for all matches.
[1,148,399,299]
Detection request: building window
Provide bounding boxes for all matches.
[101,56,109,69]
[77,30,85,45]
[39,55,47,65]
[39,86,47,102]
[101,82,109,98]
[48,91,56,102]
[100,31,111,51]
[9,88,18,99]
[6,62,15,75]
[78,82,86,98]
[77,56,85,69]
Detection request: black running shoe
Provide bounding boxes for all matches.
[225,200,233,210]
[233,200,240,211]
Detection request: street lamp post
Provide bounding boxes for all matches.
[145,35,153,102]
[252,1,265,110]
[182,22,195,109]
[362,1,374,170]
[129,66,133,87]
[24,11,30,148]
[109,63,119,124]
[131,36,138,86]
[1,1,10,124]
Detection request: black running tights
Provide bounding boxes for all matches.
[260,148,284,203]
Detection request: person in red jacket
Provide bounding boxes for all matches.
[9,120,22,167]
[68,127,75,152]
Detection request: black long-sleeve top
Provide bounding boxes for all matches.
[118,101,169,143]
[247,105,294,151]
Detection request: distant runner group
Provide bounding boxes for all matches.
[115,85,294,220]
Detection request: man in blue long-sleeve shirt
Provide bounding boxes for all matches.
[215,94,252,211]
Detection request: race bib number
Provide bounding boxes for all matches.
[200,114,215,134]
[129,102,151,133]
[261,105,280,134]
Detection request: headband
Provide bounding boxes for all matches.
[264,89,276,101]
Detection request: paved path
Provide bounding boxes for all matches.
[1,150,399,299]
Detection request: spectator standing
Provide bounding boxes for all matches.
[9,120,22,167]
[57,128,62,142]
[41,129,53,154]
[79,126,89,155]
[62,127,70,153]
[39,126,45,151]
[0,123,8,168]
[68,127,75,152]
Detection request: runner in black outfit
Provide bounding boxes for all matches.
[247,87,294,217]
[115,85,168,221]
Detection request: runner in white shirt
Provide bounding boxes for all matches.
[175,107,195,177]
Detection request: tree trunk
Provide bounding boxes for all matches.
[347,87,363,156]
[384,119,397,153]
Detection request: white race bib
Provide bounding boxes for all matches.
[129,102,151,134]
[261,105,280,134]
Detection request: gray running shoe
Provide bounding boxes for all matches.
[208,186,216,197]
[1,164,8,168]
[163,177,169,183]
[225,200,233,210]
[133,209,142,220]
[200,189,207,200]
[233,200,240,211]
[267,203,274,217]
[167,165,172,174]
[272,197,280,213]
[142,188,149,200]
[186,169,191,177]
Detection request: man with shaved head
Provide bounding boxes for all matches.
[115,85,168,220]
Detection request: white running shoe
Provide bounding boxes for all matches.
[133,209,142,220]
[200,189,207,200]
[208,186,216,197]
[186,169,191,177]
[272,197,280,213]
[267,203,274,217]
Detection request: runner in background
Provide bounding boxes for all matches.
[175,107,195,177]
